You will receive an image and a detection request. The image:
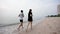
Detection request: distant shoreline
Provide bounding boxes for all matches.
[0,17,46,27]
[47,14,60,17]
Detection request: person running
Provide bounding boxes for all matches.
[26,9,33,32]
[18,10,24,30]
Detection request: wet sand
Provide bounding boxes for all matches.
[0,17,60,34]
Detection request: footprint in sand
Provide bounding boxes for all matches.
[47,24,52,29]
[51,32,57,34]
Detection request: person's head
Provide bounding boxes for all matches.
[29,9,32,12]
[29,9,32,13]
[21,10,23,13]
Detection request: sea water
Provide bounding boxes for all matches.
[0,0,59,26]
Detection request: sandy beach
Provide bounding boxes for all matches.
[0,17,60,34]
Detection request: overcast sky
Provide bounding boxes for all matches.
[0,0,60,24]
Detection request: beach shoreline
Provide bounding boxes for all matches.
[0,17,60,34]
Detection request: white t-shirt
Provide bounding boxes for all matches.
[18,13,24,20]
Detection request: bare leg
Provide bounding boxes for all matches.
[31,22,32,30]
[18,23,22,30]
[26,22,30,32]
[21,22,24,29]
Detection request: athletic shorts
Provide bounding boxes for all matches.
[20,20,23,22]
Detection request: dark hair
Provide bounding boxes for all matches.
[29,9,32,12]
[29,9,32,13]
[21,10,23,13]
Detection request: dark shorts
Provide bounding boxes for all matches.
[20,20,23,22]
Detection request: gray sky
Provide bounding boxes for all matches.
[0,0,60,24]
